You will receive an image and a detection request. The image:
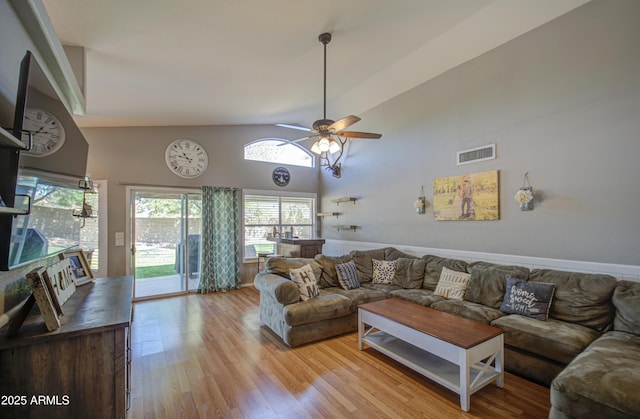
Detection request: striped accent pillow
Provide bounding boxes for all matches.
[335,261,361,290]
[434,266,471,300]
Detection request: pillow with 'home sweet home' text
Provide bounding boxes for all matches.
[500,275,555,321]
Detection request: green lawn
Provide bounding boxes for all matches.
[135,263,176,279]
[253,243,276,253]
[135,246,177,278]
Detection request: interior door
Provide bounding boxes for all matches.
[130,188,201,299]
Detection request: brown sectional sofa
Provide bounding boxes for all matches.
[253,247,640,418]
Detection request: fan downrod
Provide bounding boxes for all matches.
[318,32,332,45]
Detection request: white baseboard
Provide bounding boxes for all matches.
[323,239,640,282]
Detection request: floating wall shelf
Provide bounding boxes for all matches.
[0,127,27,150]
[333,225,358,231]
[331,197,357,205]
[0,194,31,216]
[318,212,340,218]
[0,207,30,216]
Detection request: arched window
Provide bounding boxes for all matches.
[244,138,314,167]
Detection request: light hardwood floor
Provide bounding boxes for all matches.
[130,287,551,418]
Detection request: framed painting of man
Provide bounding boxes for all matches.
[433,170,499,221]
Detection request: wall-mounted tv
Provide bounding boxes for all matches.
[0,51,88,270]
[13,51,89,178]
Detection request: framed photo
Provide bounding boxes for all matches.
[433,169,500,221]
[59,250,94,286]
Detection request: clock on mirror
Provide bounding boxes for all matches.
[21,108,66,157]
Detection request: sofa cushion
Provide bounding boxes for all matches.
[384,247,419,261]
[283,292,353,326]
[431,300,505,324]
[434,267,471,300]
[323,286,387,310]
[421,255,468,291]
[550,331,640,419]
[361,282,402,296]
[372,259,397,284]
[350,248,388,282]
[529,269,617,331]
[289,264,320,301]
[335,260,361,290]
[499,276,555,321]
[612,280,640,335]
[464,262,530,309]
[314,254,352,288]
[266,257,323,281]
[388,289,445,307]
[491,315,601,364]
[254,272,300,305]
[392,258,426,289]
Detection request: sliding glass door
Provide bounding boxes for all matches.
[129,188,201,299]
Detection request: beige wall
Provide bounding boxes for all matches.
[81,124,320,279]
[319,0,640,265]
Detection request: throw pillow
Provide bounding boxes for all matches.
[434,266,471,300]
[289,264,320,301]
[500,275,556,321]
[335,260,360,290]
[372,259,397,284]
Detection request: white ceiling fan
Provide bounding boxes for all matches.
[277,32,382,178]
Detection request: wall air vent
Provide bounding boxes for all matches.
[457,144,496,165]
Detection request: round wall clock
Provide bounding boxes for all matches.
[22,108,66,157]
[165,139,209,178]
[272,167,290,187]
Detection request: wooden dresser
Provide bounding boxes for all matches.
[0,276,133,419]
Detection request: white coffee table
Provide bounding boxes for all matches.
[358,298,504,412]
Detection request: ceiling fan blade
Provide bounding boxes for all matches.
[336,131,382,139]
[277,135,318,146]
[275,123,312,132]
[328,115,360,132]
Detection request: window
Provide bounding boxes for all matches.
[79,180,108,277]
[8,173,84,269]
[244,138,314,167]
[243,190,316,260]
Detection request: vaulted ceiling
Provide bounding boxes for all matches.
[42,0,590,129]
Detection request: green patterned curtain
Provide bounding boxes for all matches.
[198,186,241,293]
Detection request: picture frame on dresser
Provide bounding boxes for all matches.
[59,250,94,285]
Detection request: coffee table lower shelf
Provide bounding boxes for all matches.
[364,331,499,393]
[358,308,503,412]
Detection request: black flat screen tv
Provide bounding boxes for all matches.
[13,51,88,178]
[0,51,88,270]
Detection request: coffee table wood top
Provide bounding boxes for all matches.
[359,298,503,349]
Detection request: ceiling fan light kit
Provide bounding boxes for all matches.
[278,32,382,178]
